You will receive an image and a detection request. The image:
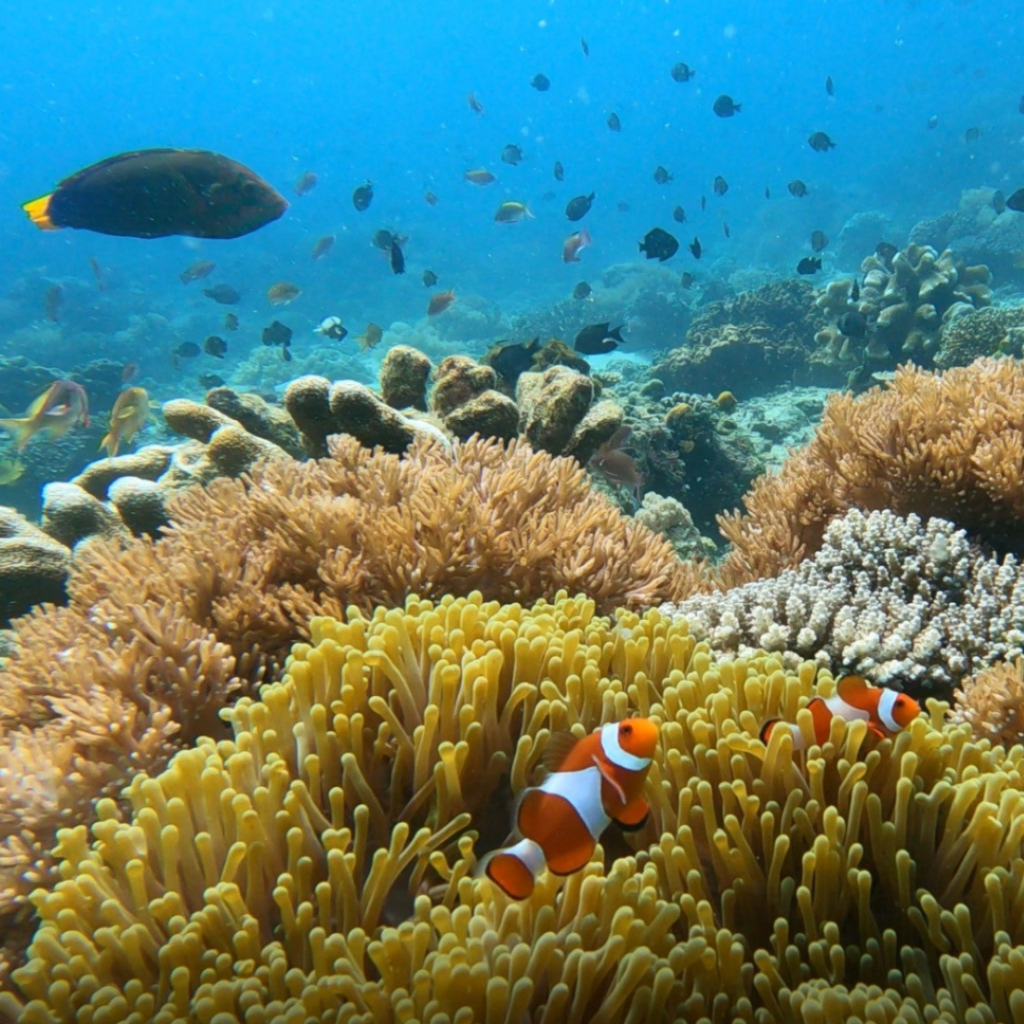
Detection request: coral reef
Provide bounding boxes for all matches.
[934,305,1024,369]
[666,508,1024,698]
[10,594,1024,1022]
[380,344,432,410]
[634,492,717,561]
[812,244,992,388]
[718,358,1024,584]
[951,658,1024,748]
[0,437,693,966]
[652,280,831,398]
[0,509,69,626]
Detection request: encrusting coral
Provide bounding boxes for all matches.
[0,436,695,974]
[718,357,1024,585]
[10,593,1024,1022]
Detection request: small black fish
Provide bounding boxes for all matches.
[993,190,1007,215]
[501,144,524,165]
[851,280,861,302]
[679,272,695,289]
[876,241,899,268]
[797,257,822,275]
[811,230,829,252]
[638,227,679,262]
[808,131,836,152]
[352,180,373,212]
[1006,188,1024,213]
[198,373,225,389]
[389,240,405,275]
[672,205,686,223]
[174,341,201,359]
[554,161,565,181]
[531,73,551,91]
[964,126,981,144]
[689,236,702,259]
[574,321,626,355]
[764,185,771,199]
[484,337,542,383]
[262,320,293,347]
[566,192,595,221]
[825,75,834,96]
[203,335,227,358]
[423,269,439,287]
[203,284,241,304]
[581,36,589,56]
[723,222,730,238]
[713,94,741,117]
[1020,94,1024,115]
[373,229,398,250]
[654,165,673,184]
[713,175,728,196]
[223,312,239,331]
[788,180,809,198]
[282,347,292,362]
[607,112,622,132]
[617,201,630,212]
[927,115,939,130]
[700,195,707,212]
[671,62,695,82]
[573,281,593,300]
[837,311,868,338]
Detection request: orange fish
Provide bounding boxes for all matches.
[311,234,335,260]
[484,719,658,899]
[179,259,216,284]
[121,361,139,384]
[294,171,318,196]
[760,675,921,749]
[0,380,89,451]
[267,281,301,305]
[427,289,456,316]
[563,227,592,263]
[468,91,484,114]
[463,169,496,186]
[100,386,150,457]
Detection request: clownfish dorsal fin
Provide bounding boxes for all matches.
[541,732,581,773]
[836,674,873,704]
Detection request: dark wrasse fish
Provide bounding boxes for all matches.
[566,192,595,221]
[22,149,286,239]
[797,257,822,275]
[574,321,626,355]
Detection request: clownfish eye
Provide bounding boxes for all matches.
[620,724,633,735]
[895,696,906,706]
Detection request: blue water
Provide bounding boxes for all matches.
[0,0,1020,389]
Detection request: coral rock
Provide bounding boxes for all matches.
[442,389,519,442]
[161,398,235,443]
[0,509,69,625]
[380,345,433,410]
[282,374,335,456]
[329,380,420,453]
[203,424,292,478]
[429,355,497,418]
[39,483,128,549]
[204,387,305,458]
[516,365,594,455]
[107,476,169,536]
[564,397,624,465]
[71,445,177,500]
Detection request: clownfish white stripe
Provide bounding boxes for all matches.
[824,693,870,725]
[537,765,611,839]
[501,837,546,876]
[876,688,901,732]
[600,721,651,772]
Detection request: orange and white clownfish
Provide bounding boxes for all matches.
[483,718,658,900]
[759,674,921,749]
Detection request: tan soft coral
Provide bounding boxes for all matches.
[11,595,1024,1023]
[951,657,1024,747]
[0,436,697,969]
[718,357,1024,584]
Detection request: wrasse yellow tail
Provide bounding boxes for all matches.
[21,195,58,230]
[0,417,37,451]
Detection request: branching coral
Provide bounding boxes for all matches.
[0,436,696,970]
[718,357,1024,584]
[10,594,1024,1022]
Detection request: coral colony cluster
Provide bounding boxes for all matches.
[2,238,1024,1022]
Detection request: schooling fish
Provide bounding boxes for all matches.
[563,227,592,263]
[760,675,920,749]
[671,62,695,82]
[797,256,822,275]
[428,289,457,316]
[713,94,741,117]
[0,380,90,451]
[483,719,658,899]
[294,171,318,196]
[575,321,626,355]
[311,234,335,260]
[808,131,837,152]
[788,180,809,198]
[566,192,595,221]
[100,386,149,457]
[352,180,374,212]
[22,149,286,240]
[639,227,679,261]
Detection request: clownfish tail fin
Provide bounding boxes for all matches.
[481,837,546,900]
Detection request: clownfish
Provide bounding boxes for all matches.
[483,719,658,900]
[759,674,921,749]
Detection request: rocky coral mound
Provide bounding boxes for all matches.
[666,508,1024,698]
[10,595,1024,1023]
[652,280,830,398]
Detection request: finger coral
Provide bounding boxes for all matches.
[10,594,1024,1022]
[0,436,694,970]
[719,357,1024,584]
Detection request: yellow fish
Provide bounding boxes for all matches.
[494,201,534,223]
[0,380,89,451]
[355,323,384,351]
[100,386,150,457]
[0,459,25,486]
